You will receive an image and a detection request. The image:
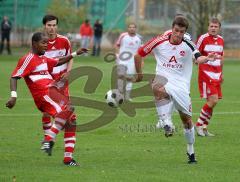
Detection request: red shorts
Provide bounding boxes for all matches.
[198,80,222,99]
[33,87,70,116]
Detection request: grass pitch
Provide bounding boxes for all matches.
[0,52,240,181]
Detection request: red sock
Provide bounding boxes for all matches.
[63,123,76,162]
[42,116,52,136]
[196,103,213,126]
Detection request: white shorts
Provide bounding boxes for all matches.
[117,58,136,76]
[164,82,192,116]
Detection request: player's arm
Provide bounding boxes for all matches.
[6,77,19,109]
[134,54,143,82]
[195,52,220,64]
[56,48,88,66]
[184,39,220,64]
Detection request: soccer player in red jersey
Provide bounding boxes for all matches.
[195,18,224,137]
[6,32,88,166]
[41,15,78,164]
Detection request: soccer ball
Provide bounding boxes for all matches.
[105,89,124,107]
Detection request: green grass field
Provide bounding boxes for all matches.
[0,52,240,182]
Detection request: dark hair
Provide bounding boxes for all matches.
[42,14,58,25]
[128,22,137,28]
[32,32,45,43]
[85,19,89,23]
[172,16,189,30]
[209,17,221,27]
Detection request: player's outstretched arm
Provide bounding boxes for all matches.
[6,77,18,109]
[134,54,143,82]
[195,52,220,64]
[56,48,88,66]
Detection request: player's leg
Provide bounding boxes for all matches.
[179,111,197,164]
[63,114,79,166]
[125,60,135,101]
[42,112,52,137]
[152,75,175,136]
[196,82,220,136]
[168,87,197,163]
[39,92,73,156]
[43,106,74,156]
[6,34,11,55]
[116,63,127,94]
[96,37,101,56]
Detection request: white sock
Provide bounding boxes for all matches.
[184,127,195,154]
[155,99,174,127]
[125,81,133,100]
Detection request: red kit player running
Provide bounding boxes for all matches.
[6,32,88,166]
[195,18,224,137]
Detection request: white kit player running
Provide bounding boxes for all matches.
[134,16,219,163]
[115,23,142,101]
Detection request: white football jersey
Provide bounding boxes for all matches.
[138,35,200,93]
[116,32,142,60]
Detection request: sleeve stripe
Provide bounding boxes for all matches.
[15,54,33,76]
[183,39,196,51]
[196,33,208,49]
[144,35,168,51]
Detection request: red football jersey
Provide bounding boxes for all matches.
[196,33,224,83]
[12,52,58,98]
[44,34,72,80]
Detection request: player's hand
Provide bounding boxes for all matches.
[207,52,221,61]
[6,97,17,109]
[76,48,89,55]
[60,72,70,82]
[135,73,143,82]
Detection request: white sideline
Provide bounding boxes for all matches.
[0,111,240,117]
[1,98,240,103]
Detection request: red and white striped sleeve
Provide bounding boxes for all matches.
[138,35,168,57]
[12,53,34,78]
[196,33,208,52]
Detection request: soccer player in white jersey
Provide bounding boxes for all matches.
[115,23,142,101]
[156,14,192,130]
[195,18,224,137]
[42,15,78,166]
[134,16,219,163]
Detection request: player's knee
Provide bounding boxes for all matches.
[183,120,193,129]
[42,112,51,118]
[208,96,218,107]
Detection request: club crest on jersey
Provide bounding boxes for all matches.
[179,51,185,56]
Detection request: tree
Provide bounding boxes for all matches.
[47,0,87,33]
[169,0,224,37]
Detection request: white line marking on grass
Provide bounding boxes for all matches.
[1,98,240,104]
[1,111,240,117]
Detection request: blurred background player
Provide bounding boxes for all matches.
[0,15,12,55]
[195,18,224,137]
[115,23,142,101]
[6,32,88,166]
[91,19,103,56]
[42,14,77,165]
[79,19,93,56]
[134,16,219,163]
